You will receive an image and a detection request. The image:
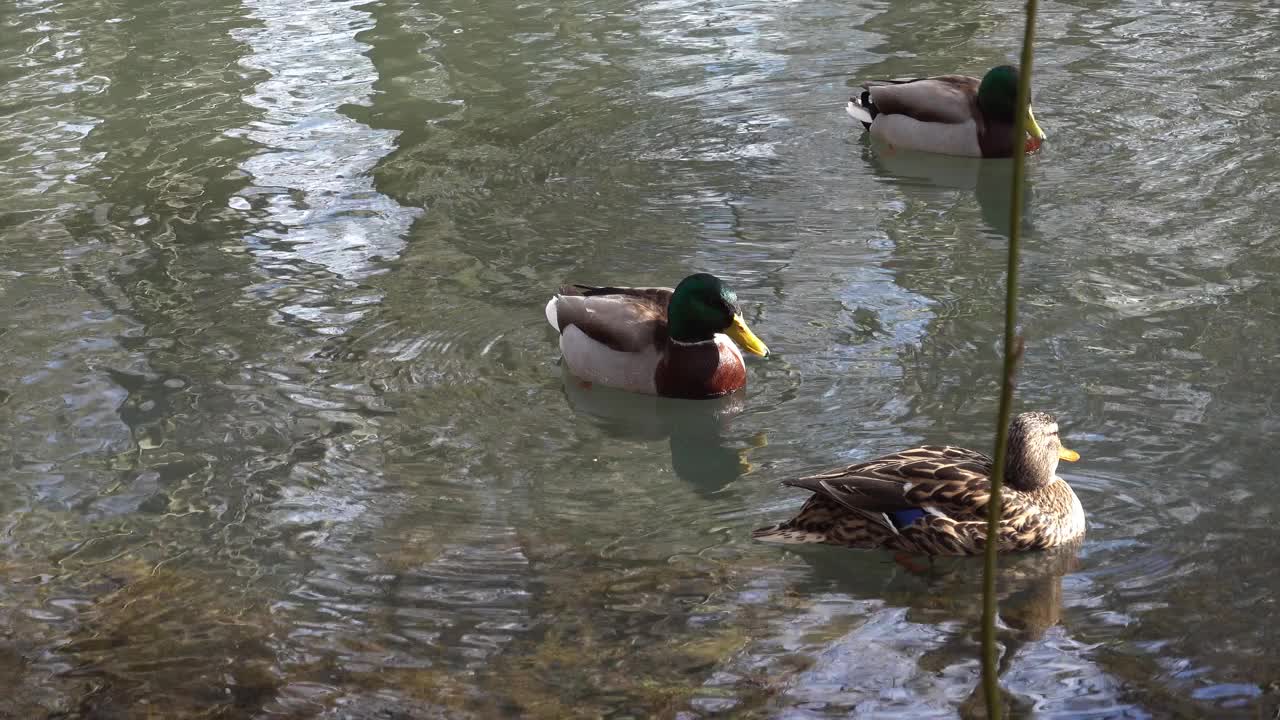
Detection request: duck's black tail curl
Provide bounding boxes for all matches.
[845,92,877,129]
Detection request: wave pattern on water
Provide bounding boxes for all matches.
[3,0,1280,716]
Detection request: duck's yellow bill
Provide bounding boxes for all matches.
[1026,106,1046,140]
[1058,446,1080,462]
[726,314,769,357]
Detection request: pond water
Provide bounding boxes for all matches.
[3,0,1279,716]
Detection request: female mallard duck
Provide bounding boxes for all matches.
[544,273,768,399]
[845,65,1046,158]
[753,412,1083,555]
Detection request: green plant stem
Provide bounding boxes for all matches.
[981,0,1039,717]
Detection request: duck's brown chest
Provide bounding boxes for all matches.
[655,337,747,399]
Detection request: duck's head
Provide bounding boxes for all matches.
[978,65,1046,142]
[668,273,769,356]
[1005,411,1079,490]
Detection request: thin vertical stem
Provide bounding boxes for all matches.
[980,0,1039,717]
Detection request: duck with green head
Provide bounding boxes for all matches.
[753,412,1084,555]
[545,273,769,399]
[845,65,1046,157]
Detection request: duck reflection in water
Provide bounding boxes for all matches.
[863,143,1034,239]
[559,369,766,495]
[782,539,1082,716]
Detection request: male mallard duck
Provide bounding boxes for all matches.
[753,412,1083,555]
[845,65,1046,158]
[545,273,768,399]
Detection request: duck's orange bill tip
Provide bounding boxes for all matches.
[1059,446,1081,462]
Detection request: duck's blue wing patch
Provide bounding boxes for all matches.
[887,508,926,529]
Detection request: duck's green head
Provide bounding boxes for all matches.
[978,65,1046,140]
[668,273,769,356]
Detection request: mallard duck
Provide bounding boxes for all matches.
[845,65,1046,158]
[753,412,1083,555]
[544,273,768,399]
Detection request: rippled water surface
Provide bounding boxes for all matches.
[3,0,1279,716]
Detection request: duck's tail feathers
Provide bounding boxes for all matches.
[544,297,561,333]
[845,92,876,129]
[752,523,829,544]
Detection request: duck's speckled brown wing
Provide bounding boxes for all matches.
[549,285,672,353]
[782,445,993,517]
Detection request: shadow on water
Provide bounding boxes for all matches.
[558,368,766,495]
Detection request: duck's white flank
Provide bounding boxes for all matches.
[870,115,981,157]
[558,325,659,394]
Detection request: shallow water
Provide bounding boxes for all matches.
[2,0,1279,716]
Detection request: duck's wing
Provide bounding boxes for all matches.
[863,75,980,125]
[782,445,994,519]
[545,285,672,353]
[563,284,673,305]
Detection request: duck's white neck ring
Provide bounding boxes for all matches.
[669,337,716,347]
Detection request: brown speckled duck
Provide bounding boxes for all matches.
[545,273,768,399]
[753,412,1084,555]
